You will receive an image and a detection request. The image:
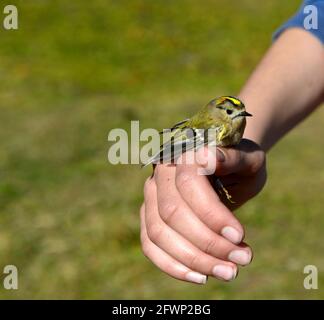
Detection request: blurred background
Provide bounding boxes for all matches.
[1,0,323,299]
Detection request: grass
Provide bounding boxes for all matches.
[0,0,323,299]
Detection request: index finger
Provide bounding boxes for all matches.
[175,151,245,244]
[216,139,265,177]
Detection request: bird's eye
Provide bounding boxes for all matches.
[226,109,233,115]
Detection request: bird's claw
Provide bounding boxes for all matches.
[215,178,235,204]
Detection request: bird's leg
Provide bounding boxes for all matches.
[214,178,235,204]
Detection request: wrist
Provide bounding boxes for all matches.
[238,93,275,152]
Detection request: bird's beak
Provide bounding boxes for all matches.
[239,111,252,117]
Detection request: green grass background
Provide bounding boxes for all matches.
[0,0,323,299]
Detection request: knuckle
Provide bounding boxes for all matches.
[140,225,147,245]
[163,261,176,273]
[147,223,164,243]
[159,202,178,225]
[204,238,219,255]
[202,207,221,227]
[153,166,161,179]
[230,149,242,167]
[144,177,153,194]
[176,171,193,190]
[141,240,151,258]
[257,150,266,166]
[249,150,266,174]
[140,232,146,246]
[202,207,214,220]
[187,253,200,270]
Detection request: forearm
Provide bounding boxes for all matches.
[239,28,324,152]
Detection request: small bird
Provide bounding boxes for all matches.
[143,96,252,202]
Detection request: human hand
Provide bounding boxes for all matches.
[140,139,266,284]
[209,139,267,210]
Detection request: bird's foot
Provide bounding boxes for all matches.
[215,178,235,204]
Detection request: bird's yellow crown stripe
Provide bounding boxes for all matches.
[225,96,241,106]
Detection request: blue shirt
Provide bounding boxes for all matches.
[274,0,324,43]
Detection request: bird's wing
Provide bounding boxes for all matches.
[142,127,206,167]
[159,118,191,134]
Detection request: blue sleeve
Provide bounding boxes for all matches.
[273,0,324,44]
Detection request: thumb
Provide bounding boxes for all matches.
[216,139,265,176]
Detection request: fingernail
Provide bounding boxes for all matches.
[185,272,207,284]
[221,226,243,244]
[212,265,237,281]
[216,148,225,162]
[228,250,252,266]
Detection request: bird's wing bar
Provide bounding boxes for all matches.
[159,118,190,134]
[142,128,206,167]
